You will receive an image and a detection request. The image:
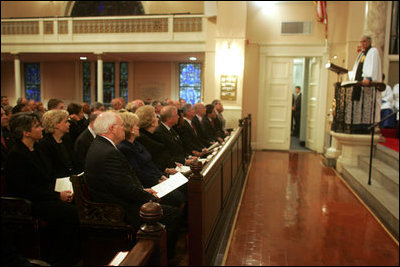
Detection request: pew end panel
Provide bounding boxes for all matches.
[69,174,137,265]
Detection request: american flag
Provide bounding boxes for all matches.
[314,1,328,40]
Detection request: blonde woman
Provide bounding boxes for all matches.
[118,111,185,208]
[38,109,82,180]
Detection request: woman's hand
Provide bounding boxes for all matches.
[60,190,73,202]
[165,168,178,175]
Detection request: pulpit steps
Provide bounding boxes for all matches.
[341,144,399,240]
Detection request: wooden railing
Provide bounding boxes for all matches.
[109,114,252,266]
[1,14,206,46]
[108,201,167,266]
[187,114,252,265]
[331,82,386,134]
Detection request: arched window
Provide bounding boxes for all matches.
[71,1,144,17]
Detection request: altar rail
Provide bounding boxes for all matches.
[187,114,252,265]
[331,82,386,134]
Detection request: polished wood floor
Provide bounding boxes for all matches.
[223,151,399,266]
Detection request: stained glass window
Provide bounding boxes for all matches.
[179,63,202,105]
[24,63,41,102]
[82,62,91,104]
[103,62,115,104]
[120,62,128,104]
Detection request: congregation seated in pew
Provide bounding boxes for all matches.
[117,111,186,209]
[153,105,197,166]
[176,103,209,158]
[4,112,80,266]
[84,111,182,259]
[135,105,181,174]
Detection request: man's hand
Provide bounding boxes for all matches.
[144,188,159,199]
[362,79,371,86]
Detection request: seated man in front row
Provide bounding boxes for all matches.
[84,111,182,259]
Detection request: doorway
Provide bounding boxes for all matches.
[290,57,309,152]
[258,52,324,152]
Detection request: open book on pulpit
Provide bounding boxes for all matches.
[340,80,357,86]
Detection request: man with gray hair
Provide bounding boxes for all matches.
[177,103,208,156]
[349,35,382,133]
[84,111,182,259]
[155,105,197,166]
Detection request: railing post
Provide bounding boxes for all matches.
[188,159,205,266]
[135,201,167,266]
[248,114,252,156]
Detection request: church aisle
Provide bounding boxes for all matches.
[223,151,399,266]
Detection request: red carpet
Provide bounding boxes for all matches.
[380,129,399,152]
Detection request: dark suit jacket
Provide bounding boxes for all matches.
[4,140,58,202]
[154,123,186,164]
[84,135,156,227]
[294,93,302,119]
[213,116,226,138]
[201,116,219,142]
[37,133,81,180]
[68,118,87,145]
[74,127,94,170]
[176,119,204,154]
[191,115,211,147]
[117,140,163,188]
[136,128,176,171]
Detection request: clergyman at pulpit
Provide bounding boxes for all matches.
[347,35,382,132]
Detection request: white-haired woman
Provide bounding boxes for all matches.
[38,109,82,181]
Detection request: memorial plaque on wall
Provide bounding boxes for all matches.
[220,75,237,101]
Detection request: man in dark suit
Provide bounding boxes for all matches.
[293,86,302,137]
[177,104,208,157]
[202,104,224,143]
[212,99,228,137]
[74,110,101,170]
[84,111,181,259]
[192,102,213,147]
[154,105,197,166]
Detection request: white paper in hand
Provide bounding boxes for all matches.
[55,177,73,193]
[175,165,191,173]
[151,172,188,198]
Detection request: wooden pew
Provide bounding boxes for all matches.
[187,114,252,265]
[1,196,41,259]
[69,173,137,265]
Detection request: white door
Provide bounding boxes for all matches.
[260,57,293,150]
[305,57,321,151]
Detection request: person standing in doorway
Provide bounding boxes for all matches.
[292,86,302,137]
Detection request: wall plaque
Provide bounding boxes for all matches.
[220,75,237,101]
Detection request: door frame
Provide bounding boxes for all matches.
[257,44,329,153]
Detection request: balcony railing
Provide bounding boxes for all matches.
[1,15,205,45]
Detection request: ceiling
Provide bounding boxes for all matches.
[1,52,205,63]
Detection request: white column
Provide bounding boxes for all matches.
[97,54,103,103]
[14,54,22,101]
[363,1,387,61]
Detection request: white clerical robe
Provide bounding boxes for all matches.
[349,48,382,82]
[346,47,382,126]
